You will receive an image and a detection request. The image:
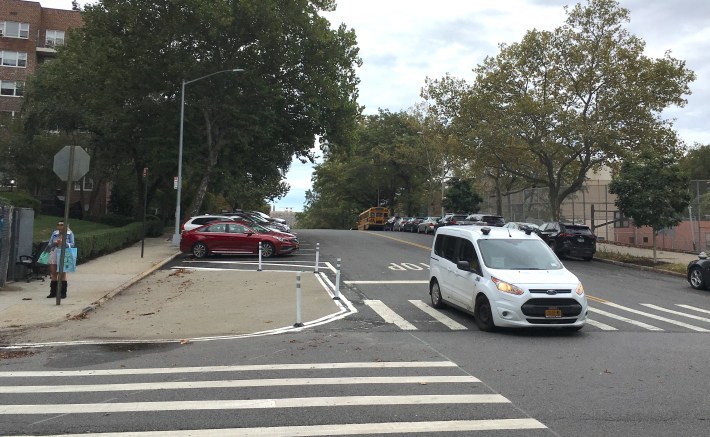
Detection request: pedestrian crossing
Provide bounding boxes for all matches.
[362,299,710,333]
[0,361,549,436]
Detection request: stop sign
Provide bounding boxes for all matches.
[53,146,90,182]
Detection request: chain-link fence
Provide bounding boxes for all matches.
[481,181,710,252]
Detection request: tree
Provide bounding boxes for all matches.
[679,144,710,180]
[22,0,361,221]
[456,0,695,220]
[442,177,482,214]
[608,153,690,262]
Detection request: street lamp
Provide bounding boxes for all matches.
[172,68,245,246]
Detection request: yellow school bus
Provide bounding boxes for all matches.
[358,207,389,230]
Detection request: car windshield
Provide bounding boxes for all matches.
[478,239,562,270]
[247,223,271,233]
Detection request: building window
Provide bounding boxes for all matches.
[45,30,65,47]
[0,81,24,96]
[0,51,27,68]
[0,21,30,39]
[74,177,94,192]
[614,211,630,228]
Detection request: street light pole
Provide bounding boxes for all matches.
[172,68,245,246]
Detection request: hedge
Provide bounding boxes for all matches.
[73,218,164,263]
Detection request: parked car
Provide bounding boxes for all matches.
[179,221,299,259]
[429,225,587,331]
[504,221,541,235]
[403,217,426,232]
[538,222,597,260]
[393,217,410,232]
[464,214,506,227]
[181,215,235,233]
[687,252,710,290]
[223,211,291,233]
[435,214,469,229]
[384,216,399,231]
[417,217,441,234]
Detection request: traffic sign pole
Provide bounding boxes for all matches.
[56,146,76,305]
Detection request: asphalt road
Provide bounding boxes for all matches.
[1,228,709,436]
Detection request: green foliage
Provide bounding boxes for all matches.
[679,144,710,180]
[608,154,690,232]
[442,178,482,214]
[0,191,41,214]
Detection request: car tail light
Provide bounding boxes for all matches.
[451,219,457,224]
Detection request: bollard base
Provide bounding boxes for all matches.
[293,322,304,327]
[332,296,341,301]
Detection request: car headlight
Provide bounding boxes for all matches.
[275,237,288,242]
[576,282,585,296]
[491,277,524,295]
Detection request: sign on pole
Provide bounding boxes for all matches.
[53,146,90,182]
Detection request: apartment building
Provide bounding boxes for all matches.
[0,0,82,116]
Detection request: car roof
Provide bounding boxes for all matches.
[436,225,539,240]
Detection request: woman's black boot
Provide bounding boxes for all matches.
[60,281,68,299]
[47,281,57,298]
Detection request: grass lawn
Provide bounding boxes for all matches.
[33,215,116,243]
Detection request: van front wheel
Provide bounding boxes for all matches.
[474,295,496,332]
[430,280,445,309]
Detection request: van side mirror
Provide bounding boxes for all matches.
[457,260,470,271]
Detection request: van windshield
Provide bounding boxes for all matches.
[478,239,562,270]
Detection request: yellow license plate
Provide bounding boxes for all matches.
[545,309,562,318]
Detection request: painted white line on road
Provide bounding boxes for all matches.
[588,307,663,331]
[584,318,618,331]
[0,361,457,378]
[8,418,546,436]
[345,280,428,284]
[324,261,337,273]
[364,300,417,330]
[408,300,467,330]
[1,394,510,414]
[602,301,709,332]
[2,375,479,394]
[641,304,710,323]
[677,304,710,315]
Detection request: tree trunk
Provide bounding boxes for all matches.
[652,230,657,264]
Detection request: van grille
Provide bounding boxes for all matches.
[521,298,583,317]
[529,288,572,294]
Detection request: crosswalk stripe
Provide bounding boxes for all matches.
[588,307,663,330]
[8,418,547,436]
[677,304,710,315]
[585,318,618,331]
[641,304,710,323]
[1,376,480,394]
[408,300,468,330]
[601,301,710,332]
[364,300,418,330]
[345,280,428,284]
[1,394,510,414]
[0,361,456,378]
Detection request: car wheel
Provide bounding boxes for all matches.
[474,295,496,332]
[261,241,276,258]
[689,267,706,290]
[430,280,445,309]
[583,256,593,261]
[192,242,208,259]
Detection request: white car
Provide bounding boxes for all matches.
[428,225,587,332]
[181,215,235,232]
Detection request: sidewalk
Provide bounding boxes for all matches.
[0,236,344,343]
[596,242,700,266]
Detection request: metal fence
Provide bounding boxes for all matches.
[481,181,710,253]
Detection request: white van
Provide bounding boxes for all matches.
[429,225,587,331]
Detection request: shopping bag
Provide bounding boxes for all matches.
[57,248,77,273]
[37,247,51,265]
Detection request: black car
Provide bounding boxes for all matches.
[435,214,469,229]
[464,214,506,227]
[688,252,710,290]
[538,222,597,260]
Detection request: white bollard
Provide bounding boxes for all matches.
[294,271,303,327]
[334,257,341,300]
[257,241,263,271]
[314,243,320,273]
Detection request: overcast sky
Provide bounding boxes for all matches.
[39,0,710,212]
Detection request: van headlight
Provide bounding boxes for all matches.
[576,282,585,296]
[491,277,524,296]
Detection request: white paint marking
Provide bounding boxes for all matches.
[676,304,710,315]
[602,301,709,332]
[641,304,710,324]
[408,300,467,330]
[345,280,428,284]
[1,394,509,414]
[364,300,417,330]
[584,318,618,331]
[588,307,663,331]
[8,418,546,436]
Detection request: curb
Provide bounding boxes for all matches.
[74,250,182,319]
[593,257,686,278]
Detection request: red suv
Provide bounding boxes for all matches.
[179,221,299,259]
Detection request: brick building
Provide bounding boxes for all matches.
[0,0,82,116]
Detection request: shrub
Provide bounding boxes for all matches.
[0,191,41,215]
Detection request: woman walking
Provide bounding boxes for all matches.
[47,221,75,299]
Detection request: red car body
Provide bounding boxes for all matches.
[179,221,299,258]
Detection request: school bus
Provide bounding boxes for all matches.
[357,207,390,230]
